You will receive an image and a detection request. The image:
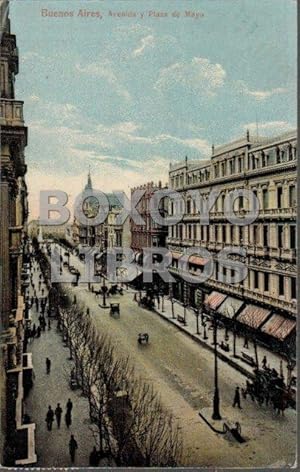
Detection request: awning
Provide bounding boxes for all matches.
[237,304,271,329]
[188,255,209,266]
[205,291,227,310]
[172,251,183,260]
[261,314,296,341]
[218,296,244,318]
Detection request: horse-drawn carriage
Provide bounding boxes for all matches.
[139,296,154,310]
[108,284,123,296]
[138,333,149,345]
[110,303,120,317]
[242,367,296,413]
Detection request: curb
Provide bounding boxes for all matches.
[153,307,254,380]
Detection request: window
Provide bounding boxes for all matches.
[215,164,219,178]
[264,273,269,292]
[263,225,269,247]
[237,156,243,173]
[290,225,296,249]
[291,278,296,299]
[222,225,226,242]
[193,224,197,240]
[254,271,259,289]
[262,151,267,167]
[186,200,191,214]
[230,225,234,243]
[278,275,284,296]
[262,189,269,209]
[215,261,219,281]
[214,225,218,241]
[253,225,259,245]
[277,187,283,208]
[289,185,296,207]
[238,196,244,210]
[278,225,284,248]
[238,226,243,244]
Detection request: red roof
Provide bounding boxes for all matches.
[237,304,271,329]
[261,315,296,341]
[205,291,227,310]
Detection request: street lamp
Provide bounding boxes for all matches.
[206,302,222,420]
[102,276,108,307]
[193,307,200,335]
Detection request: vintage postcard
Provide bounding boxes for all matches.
[0,0,297,468]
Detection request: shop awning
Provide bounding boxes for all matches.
[217,296,244,318]
[188,255,209,266]
[237,304,271,329]
[261,314,296,341]
[172,251,183,260]
[205,291,227,311]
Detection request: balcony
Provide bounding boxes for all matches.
[0,99,24,127]
[258,207,297,220]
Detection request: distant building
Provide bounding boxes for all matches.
[130,181,168,263]
[72,172,131,250]
[167,130,297,354]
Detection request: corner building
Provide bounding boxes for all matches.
[0,1,36,465]
[168,131,297,356]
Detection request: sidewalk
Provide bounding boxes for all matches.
[148,296,296,381]
[24,258,112,467]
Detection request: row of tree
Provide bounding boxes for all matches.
[57,286,182,466]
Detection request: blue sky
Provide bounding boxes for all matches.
[10,0,296,218]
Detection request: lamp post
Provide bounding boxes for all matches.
[206,303,222,420]
[194,307,200,335]
[102,277,108,307]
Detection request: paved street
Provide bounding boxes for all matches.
[52,244,296,468]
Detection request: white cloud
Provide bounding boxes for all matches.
[132,35,155,57]
[155,57,226,97]
[237,81,288,101]
[242,120,294,135]
[75,61,131,101]
[27,95,40,103]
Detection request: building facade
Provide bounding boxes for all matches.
[0,1,36,465]
[72,172,131,250]
[131,181,168,260]
[167,130,297,355]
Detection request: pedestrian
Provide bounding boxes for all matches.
[38,314,43,326]
[45,405,54,431]
[55,403,63,428]
[41,317,46,332]
[31,323,36,338]
[232,386,242,409]
[35,297,39,311]
[48,319,51,330]
[66,398,73,413]
[89,446,99,466]
[69,434,78,463]
[65,409,72,429]
[31,296,34,306]
[46,357,51,374]
[262,355,267,369]
[243,336,249,348]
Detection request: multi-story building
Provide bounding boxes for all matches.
[72,172,131,250]
[131,181,168,262]
[167,130,297,355]
[0,1,36,465]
